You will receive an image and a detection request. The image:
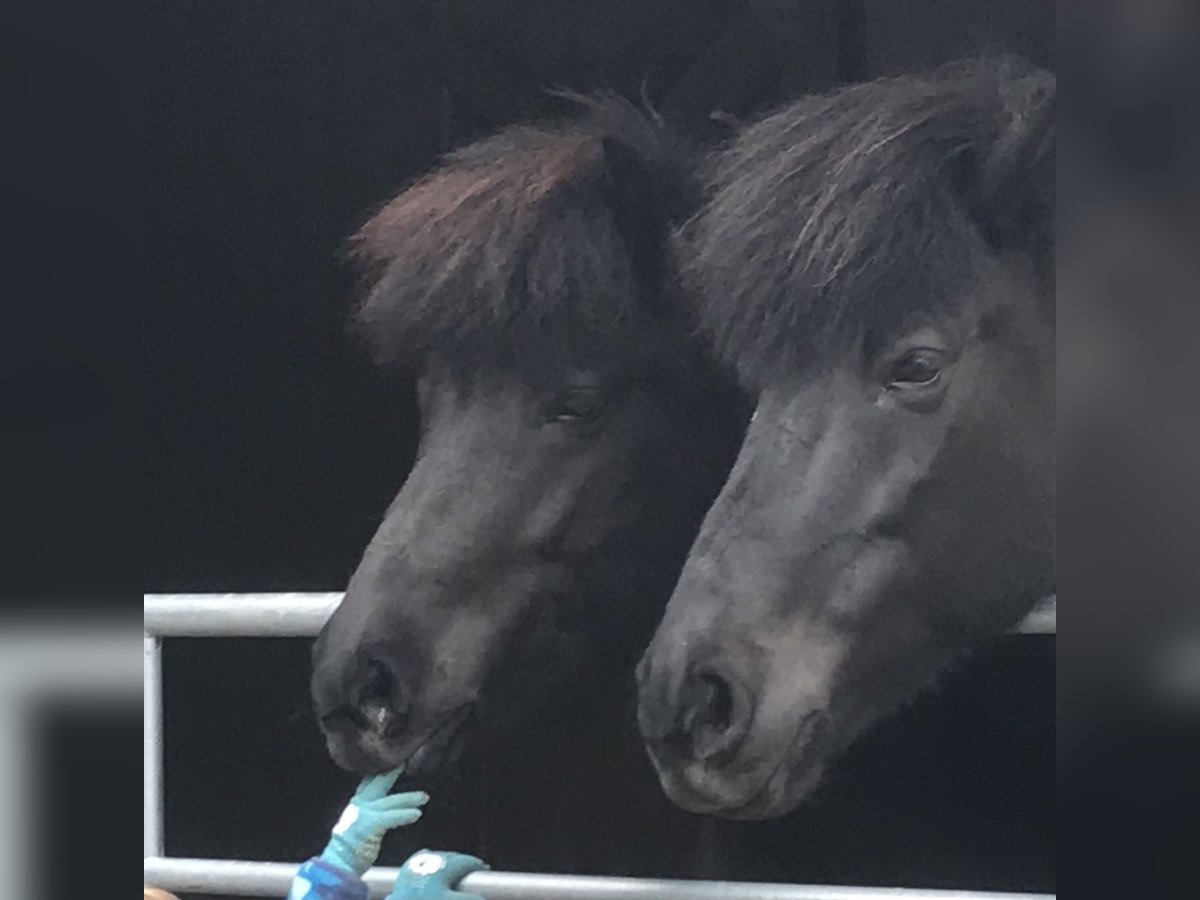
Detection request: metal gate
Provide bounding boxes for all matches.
[143,593,1057,900]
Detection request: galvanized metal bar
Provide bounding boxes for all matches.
[142,594,1057,899]
[145,633,164,858]
[144,594,1056,637]
[143,592,343,636]
[141,858,1054,900]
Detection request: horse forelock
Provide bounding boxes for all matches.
[682,55,1056,388]
[346,96,699,377]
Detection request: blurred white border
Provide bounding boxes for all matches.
[0,622,141,900]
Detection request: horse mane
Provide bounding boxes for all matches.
[680,55,1056,386]
[348,94,701,375]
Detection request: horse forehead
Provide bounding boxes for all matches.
[748,379,870,445]
[417,375,534,440]
[426,347,645,403]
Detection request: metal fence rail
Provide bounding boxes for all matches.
[144,593,1057,638]
[143,593,1056,899]
[142,857,1053,900]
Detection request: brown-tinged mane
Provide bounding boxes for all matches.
[347,94,701,374]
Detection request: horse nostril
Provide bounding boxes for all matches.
[354,658,411,739]
[698,672,734,733]
[678,667,748,762]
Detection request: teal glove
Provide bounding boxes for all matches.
[319,768,429,877]
[385,850,489,900]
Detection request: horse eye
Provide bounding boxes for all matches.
[886,349,944,389]
[546,387,607,428]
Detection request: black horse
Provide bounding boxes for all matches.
[309,97,746,784]
[637,57,1056,820]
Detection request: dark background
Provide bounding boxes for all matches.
[140,1,1059,897]
[144,0,1054,594]
[141,1,1062,898]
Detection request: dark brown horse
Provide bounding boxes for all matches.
[309,97,746,786]
[638,57,1056,820]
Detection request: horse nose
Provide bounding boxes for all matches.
[352,657,412,738]
[317,654,413,741]
[640,658,752,765]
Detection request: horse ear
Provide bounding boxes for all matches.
[969,75,1056,251]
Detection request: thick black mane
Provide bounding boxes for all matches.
[680,55,1055,386]
[349,95,701,375]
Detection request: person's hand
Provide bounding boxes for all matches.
[318,768,429,876]
[385,850,489,900]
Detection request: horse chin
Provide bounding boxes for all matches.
[740,756,830,819]
[402,705,475,775]
[324,732,402,775]
[654,754,827,820]
[654,711,831,820]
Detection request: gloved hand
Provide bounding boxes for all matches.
[318,768,429,877]
[385,849,489,900]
